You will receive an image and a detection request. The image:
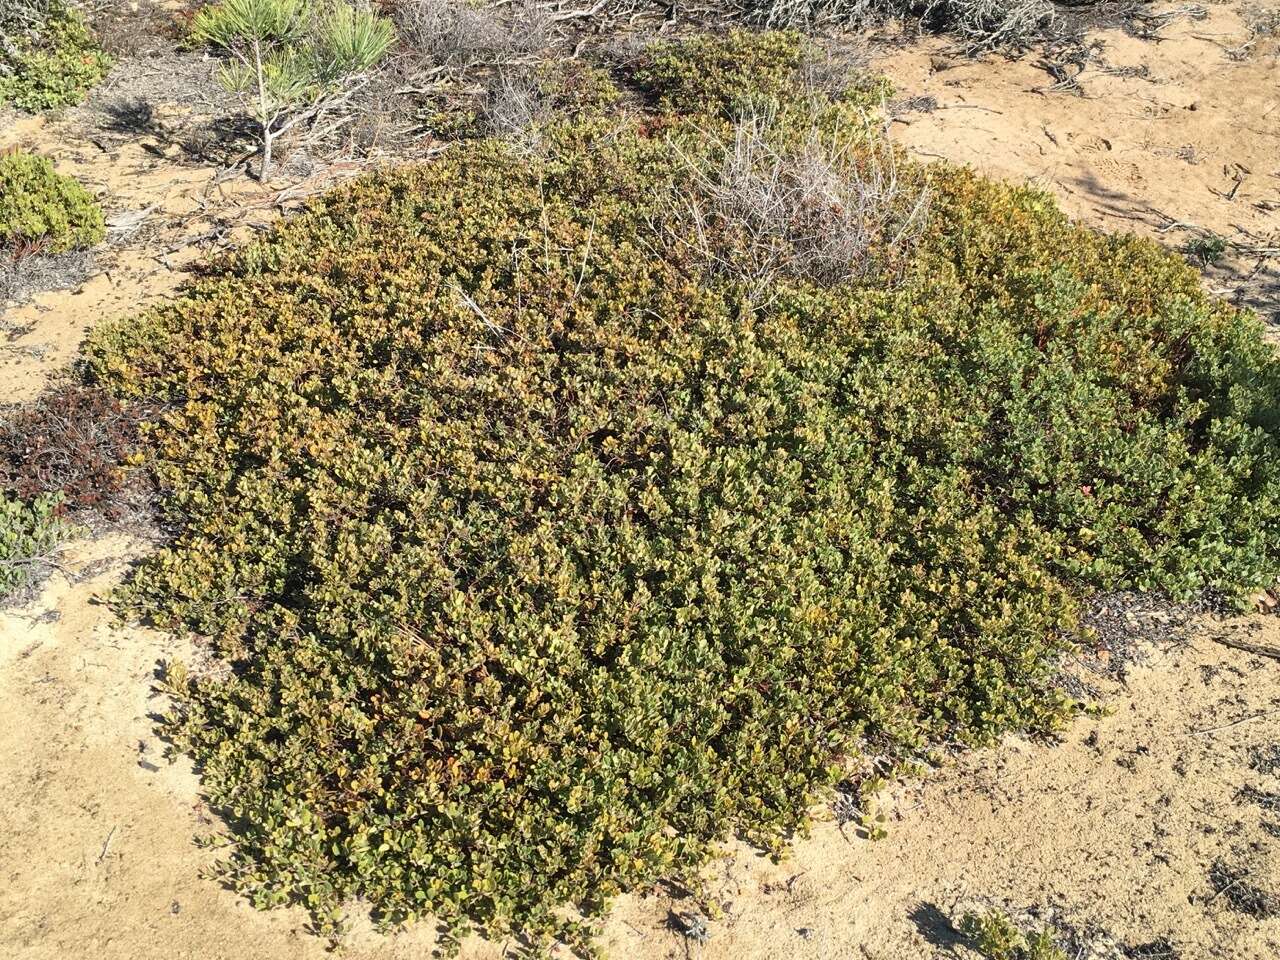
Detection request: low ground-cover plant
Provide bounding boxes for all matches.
[0,491,72,603]
[0,383,148,522]
[0,0,111,111]
[959,909,1068,960]
[85,29,1280,956]
[636,29,811,118]
[0,150,104,253]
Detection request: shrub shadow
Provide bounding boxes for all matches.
[909,901,964,952]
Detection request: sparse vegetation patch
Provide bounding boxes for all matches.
[1207,861,1280,919]
[959,909,1068,960]
[0,491,72,604]
[0,0,111,111]
[0,383,148,523]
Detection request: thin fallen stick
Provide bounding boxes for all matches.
[1207,871,1249,904]
[1190,708,1280,736]
[935,104,1005,114]
[1209,634,1280,661]
[97,825,117,864]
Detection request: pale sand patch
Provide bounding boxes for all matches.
[875,5,1280,326]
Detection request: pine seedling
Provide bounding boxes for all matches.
[191,0,395,178]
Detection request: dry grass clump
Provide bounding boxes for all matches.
[742,0,883,28]
[1207,861,1280,920]
[675,111,931,289]
[0,245,93,306]
[482,66,550,142]
[1228,5,1280,58]
[393,0,551,67]
[738,0,1056,52]
[934,0,1058,52]
[0,381,153,605]
[1244,4,1280,36]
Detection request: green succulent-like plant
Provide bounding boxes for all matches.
[190,0,395,178]
[959,910,1069,960]
[0,150,104,253]
[1183,233,1227,266]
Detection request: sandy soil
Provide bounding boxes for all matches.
[0,118,266,403]
[875,5,1280,326]
[3,3,1280,958]
[1,103,368,403]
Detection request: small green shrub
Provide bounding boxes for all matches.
[0,0,111,111]
[0,492,71,603]
[1184,233,1227,266]
[631,31,891,150]
[633,29,891,123]
[0,151,104,253]
[635,29,809,118]
[85,29,1280,956]
[959,910,1068,960]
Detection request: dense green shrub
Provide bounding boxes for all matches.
[85,30,1280,955]
[635,29,808,118]
[0,492,71,602]
[0,0,111,111]
[633,28,889,122]
[0,151,104,253]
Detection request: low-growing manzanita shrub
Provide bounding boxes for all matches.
[84,31,1280,956]
[633,28,890,122]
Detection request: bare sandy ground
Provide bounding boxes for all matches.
[2,4,1280,958]
[876,5,1280,326]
